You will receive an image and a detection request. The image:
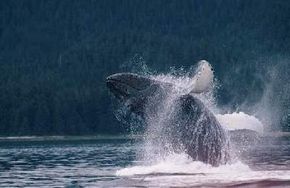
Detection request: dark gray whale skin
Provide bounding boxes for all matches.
[106,73,229,166]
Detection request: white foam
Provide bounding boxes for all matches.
[153,74,195,95]
[136,169,290,187]
[116,153,290,187]
[116,153,250,176]
[216,112,264,133]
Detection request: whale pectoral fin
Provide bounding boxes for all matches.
[191,60,214,93]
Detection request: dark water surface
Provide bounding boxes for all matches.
[0,138,290,187]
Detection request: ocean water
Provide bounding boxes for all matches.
[0,137,290,188]
[2,61,289,187]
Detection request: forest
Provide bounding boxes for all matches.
[0,0,290,136]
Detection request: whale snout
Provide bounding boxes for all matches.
[106,73,153,100]
[106,74,130,100]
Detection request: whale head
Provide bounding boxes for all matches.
[106,73,165,115]
[106,60,213,115]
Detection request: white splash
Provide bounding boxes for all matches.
[118,60,266,179]
[116,153,250,176]
[216,112,264,133]
[116,159,290,187]
[152,60,214,96]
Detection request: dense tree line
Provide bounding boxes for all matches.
[0,0,290,136]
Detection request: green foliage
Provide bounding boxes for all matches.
[0,0,290,135]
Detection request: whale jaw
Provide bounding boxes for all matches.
[106,73,160,115]
[106,73,152,99]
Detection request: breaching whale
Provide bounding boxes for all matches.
[106,61,230,166]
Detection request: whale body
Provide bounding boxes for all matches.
[106,68,230,166]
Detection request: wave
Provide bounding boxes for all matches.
[116,153,290,187]
[116,153,250,176]
[216,112,264,133]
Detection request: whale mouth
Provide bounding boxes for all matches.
[106,73,153,101]
[106,78,130,100]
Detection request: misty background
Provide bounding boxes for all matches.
[0,0,290,136]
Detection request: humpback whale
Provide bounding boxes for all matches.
[106,61,230,166]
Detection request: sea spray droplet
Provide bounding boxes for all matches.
[108,60,265,168]
[116,153,251,176]
[216,112,264,133]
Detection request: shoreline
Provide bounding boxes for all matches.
[0,132,289,142]
[0,135,143,142]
